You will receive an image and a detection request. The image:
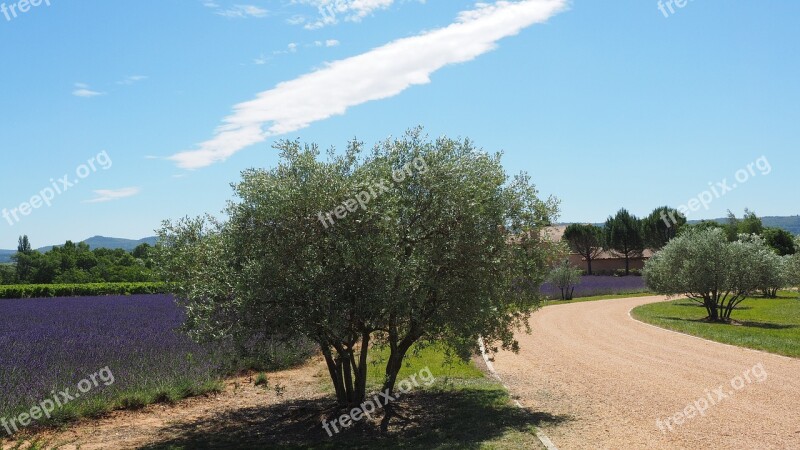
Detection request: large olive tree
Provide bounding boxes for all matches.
[157,129,560,425]
[644,228,781,322]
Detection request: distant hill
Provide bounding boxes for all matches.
[0,236,158,263]
[37,236,159,253]
[753,216,800,235]
[684,216,800,235]
[0,249,15,264]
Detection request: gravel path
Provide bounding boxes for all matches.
[492,295,800,450]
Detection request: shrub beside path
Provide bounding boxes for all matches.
[492,295,800,449]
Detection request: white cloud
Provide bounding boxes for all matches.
[84,187,141,203]
[72,83,104,98]
[272,42,300,56]
[117,75,148,85]
[297,0,394,29]
[170,0,568,170]
[287,14,306,25]
[214,4,268,18]
[313,39,340,47]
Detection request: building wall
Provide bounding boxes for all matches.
[567,254,647,273]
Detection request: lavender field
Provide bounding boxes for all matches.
[0,295,231,425]
[540,275,647,299]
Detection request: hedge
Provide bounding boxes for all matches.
[0,282,168,299]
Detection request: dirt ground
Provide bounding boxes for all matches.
[4,354,541,449]
[491,295,800,449]
[2,358,330,450]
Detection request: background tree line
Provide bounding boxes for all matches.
[563,207,797,276]
[0,235,157,285]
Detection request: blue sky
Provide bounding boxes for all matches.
[1,0,798,249]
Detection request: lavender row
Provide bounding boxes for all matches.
[540,276,647,299]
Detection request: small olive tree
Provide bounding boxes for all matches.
[760,254,791,298]
[786,239,800,289]
[157,129,560,428]
[547,260,582,300]
[644,228,780,322]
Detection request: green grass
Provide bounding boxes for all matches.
[365,343,485,387]
[631,292,800,358]
[542,291,652,307]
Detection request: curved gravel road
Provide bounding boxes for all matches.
[492,295,800,450]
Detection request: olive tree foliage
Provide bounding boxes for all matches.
[761,255,792,298]
[644,228,781,322]
[156,130,560,421]
[789,237,800,288]
[739,234,794,298]
[547,260,582,300]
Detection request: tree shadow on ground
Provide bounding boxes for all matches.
[734,321,796,330]
[672,302,754,311]
[653,316,795,330]
[140,387,569,450]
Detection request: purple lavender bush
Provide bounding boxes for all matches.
[540,275,647,300]
[0,294,310,430]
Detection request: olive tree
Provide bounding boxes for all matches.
[785,238,800,289]
[759,254,791,298]
[547,260,582,300]
[157,129,560,427]
[644,228,779,322]
[739,234,792,298]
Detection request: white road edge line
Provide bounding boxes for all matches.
[478,337,560,450]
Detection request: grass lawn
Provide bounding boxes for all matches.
[631,292,800,358]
